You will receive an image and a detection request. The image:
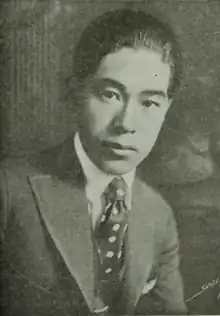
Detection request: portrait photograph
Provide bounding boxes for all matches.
[0,0,220,315]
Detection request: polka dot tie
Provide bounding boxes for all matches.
[94,177,128,309]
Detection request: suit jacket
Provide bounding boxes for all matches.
[0,136,187,315]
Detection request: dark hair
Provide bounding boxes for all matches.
[73,8,182,98]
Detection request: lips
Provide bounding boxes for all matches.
[101,140,137,151]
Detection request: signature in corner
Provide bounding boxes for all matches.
[185,277,220,303]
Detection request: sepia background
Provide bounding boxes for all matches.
[0,0,220,313]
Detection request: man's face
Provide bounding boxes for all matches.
[78,47,172,175]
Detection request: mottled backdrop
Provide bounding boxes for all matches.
[0,0,220,314]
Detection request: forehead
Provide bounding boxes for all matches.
[96,47,171,95]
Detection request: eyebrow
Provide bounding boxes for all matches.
[94,77,167,99]
[94,77,126,92]
[141,89,167,99]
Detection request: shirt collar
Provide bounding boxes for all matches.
[74,133,135,198]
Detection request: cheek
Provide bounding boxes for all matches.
[137,109,167,150]
[140,108,167,134]
[83,96,115,134]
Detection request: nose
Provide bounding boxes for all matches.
[113,97,137,133]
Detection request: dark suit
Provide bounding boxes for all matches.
[0,136,187,315]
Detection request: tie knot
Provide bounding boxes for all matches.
[106,177,127,201]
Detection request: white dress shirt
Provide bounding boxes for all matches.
[74,133,135,229]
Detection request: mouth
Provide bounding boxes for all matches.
[101,141,137,154]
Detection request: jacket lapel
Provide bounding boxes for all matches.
[119,178,155,313]
[28,137,95,312]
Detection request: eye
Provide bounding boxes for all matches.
[101,89,121,102]
[142,100,160,108]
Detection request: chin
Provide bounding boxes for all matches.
[100,159,137,176]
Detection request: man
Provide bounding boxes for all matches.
[0,8,187,315]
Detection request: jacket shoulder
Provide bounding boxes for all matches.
[0,155,37,229]
[0,147,59,229]
[134,176,177,253]
[135,176,173,219]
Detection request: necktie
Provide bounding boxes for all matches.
[94,177,129,310]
